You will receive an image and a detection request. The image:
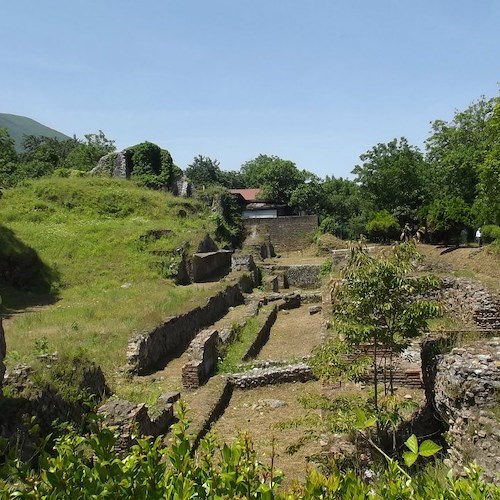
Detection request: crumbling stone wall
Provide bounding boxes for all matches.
[229,363,315,389]
[0,318,5,388]
[98,398,176,455]
[182,329,219,389]
[243,215,318,252]
[127,284,244,374]
[91,151,131,178]
[433,338,500,482]
[261,264,322,289]
[190,251,232,282]
[439,277,500,330]
[243,306,278,360]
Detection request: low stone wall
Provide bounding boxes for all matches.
[242,306,278,360]
[439,277,500,330]
[262,265,322,289]
[127,284,244,374]
[229,363,315,389]
[182,329,219,389]
[285,265,322,289]
[0,318,5,388]
[190,251,232,282]
[192,378,234,450]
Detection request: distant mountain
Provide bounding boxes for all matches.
[0,113,71,152]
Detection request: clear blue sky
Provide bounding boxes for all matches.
[2,0,499,178]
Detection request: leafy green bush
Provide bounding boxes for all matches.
[481,224,500,243]
[366,210,400,242]
[1,407,497,499]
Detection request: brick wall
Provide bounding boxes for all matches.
[244,215,318,252]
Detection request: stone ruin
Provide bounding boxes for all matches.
[0,317,5,388]
[420,335,500,483]
[91,153,195,197]
[91,150,132,178]
[98,393,179,455]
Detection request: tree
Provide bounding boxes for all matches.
[63,130,116,171]
[474,102,500,225]
[321,176,369,239]
[185,155,223,187]
[313,243,440,412]
[0,127,16,164]
[240,154,311,205]
[365,210,400,242]
[352,138,428,225]
[425,95,498,206]
[289,180,326,214]
[426,195,471,243]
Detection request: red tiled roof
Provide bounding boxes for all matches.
[228,188,261,202]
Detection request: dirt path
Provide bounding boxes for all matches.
[210,380,323,485]
[256,305,324,361]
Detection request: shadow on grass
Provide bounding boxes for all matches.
[0,225,59,315]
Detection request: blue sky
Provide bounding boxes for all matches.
[2,0,499,178]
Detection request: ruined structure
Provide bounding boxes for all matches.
[0,317,5,388]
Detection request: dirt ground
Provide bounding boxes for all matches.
[418,244,500,293]
[210,380,324,485]
[256,305,324,361]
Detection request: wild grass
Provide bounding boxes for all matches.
[0,177,222,385]
[217,315,266,374]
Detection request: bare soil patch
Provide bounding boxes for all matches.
[256,305,324,361]
[210,380,323,485]
[418,244,500,293]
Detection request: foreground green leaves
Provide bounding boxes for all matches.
[0,406,498,499]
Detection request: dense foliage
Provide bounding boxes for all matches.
[313,243,441,410]
[2,90,499,243]
[1,407,497,498]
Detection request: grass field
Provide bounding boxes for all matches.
[0,177,222,389]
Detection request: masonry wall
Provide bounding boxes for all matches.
[127,284,244,374]
[244,215,318,252]
[190,251,232,282]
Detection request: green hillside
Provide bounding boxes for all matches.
[0,113,70,152]
[0,177,221,385]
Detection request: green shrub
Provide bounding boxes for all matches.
[366,210,400,242]
[481,224,500,243]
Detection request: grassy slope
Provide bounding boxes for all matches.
[0,113,70,152]
[0,177,222,389]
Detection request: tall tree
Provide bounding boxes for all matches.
[425,95,498,206]
[185,155,223,187]
[474,101,500,225]
[313,243,440,411]
[63,130,116,171]
[241,154,311,205]
[352,138,428,225]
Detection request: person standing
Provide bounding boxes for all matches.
[475,227,482,247]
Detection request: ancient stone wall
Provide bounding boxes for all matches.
[433,338,500,481]
[243,215,318,252]
[284,265,322,289]
[190,251,232,282]
[0,318,5,388]
[242,306,278,360]
[182,329,219,389]
[98,398,175,455]
[439,277,500,330]
[419,335,500,483]
[229,363,315,389]
[127,284,244,374]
